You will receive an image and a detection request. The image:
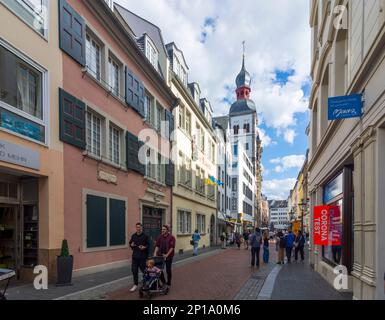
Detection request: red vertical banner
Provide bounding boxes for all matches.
[313,206,330,246]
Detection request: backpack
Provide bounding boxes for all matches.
[279,236,286,248]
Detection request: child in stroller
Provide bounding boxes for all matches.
[139,257,168,299]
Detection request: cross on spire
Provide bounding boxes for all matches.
[242,41,246,68]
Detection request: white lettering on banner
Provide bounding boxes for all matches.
[333,108,358,118]
[321,209,328,241]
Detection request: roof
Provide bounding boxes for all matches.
[213,116,229,131]
[229,99,256,115]
[114,4,168,57]
[236,56,251,88]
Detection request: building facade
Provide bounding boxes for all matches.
[59,0,176,275]
[214,117,233,240]
[0,0,64,280]
[268,200,289,230]
[166,43,217,254]
[308,0,385,299]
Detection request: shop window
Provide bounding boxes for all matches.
[0,42,47,143]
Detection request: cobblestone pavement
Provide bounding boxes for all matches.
[107,241,278,300]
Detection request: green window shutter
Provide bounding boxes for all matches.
[125,67,145,118]
[86,195,107,248]
[126,131,145,175]
[59,88,86,149]
[109,199,126,246]
[59,0,86,66]
[166,162,175,187]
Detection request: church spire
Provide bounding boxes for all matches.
[235,41,251,100]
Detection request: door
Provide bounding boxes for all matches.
[142,206,163,257]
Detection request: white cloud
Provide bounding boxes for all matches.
[270,155,305,173]
[263,178,296,200]
[115,0,310,135]
[283,129,297,144]
[257,128,274,147]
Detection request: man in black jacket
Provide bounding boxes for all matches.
[129,223,149,292]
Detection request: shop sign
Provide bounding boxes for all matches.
[313,206,341,246]
[0,140,40,170]
[328,94,362,120]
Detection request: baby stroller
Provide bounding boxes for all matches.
[139,256,169,299]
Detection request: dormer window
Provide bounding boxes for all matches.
[145,37,158,70]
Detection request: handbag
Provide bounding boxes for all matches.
[190,239,194,245]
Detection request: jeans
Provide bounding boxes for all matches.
[295,245,304,261]
[193,242,199,255]
[286,246,293,262]
[131,257,146,286]
[159,258,173,285]
[263,245,269,263]
[251,247,260,267]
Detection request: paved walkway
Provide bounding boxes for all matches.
[5,245,221,300]
[270,259,353,300]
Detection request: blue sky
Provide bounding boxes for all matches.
[116,0,311,199]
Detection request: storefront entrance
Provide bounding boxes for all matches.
[0,173,39,279]
[142,206,164,256]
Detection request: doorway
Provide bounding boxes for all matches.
[210,214,215,247]
[142,206,164,256]
[0,205,19,271]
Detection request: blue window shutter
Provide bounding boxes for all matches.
[165,110,174,140]
[125,67,146,118]
[86,195,107,248]
[59,88,86,149]
[126,131,145,176]
[59,0,86,66]
[166,162,175,187]
[109,199,126,246]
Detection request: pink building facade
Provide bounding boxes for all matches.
[59,0,176,274]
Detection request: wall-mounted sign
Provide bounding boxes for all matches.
[0,140,40,170]
[313,205,341,246]
[1,108,45,142]
[328,94,363,120]
[97,170,117,184]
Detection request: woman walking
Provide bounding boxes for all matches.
[192,229,201,256]
[277,231,286,264]
[263,231,270,263]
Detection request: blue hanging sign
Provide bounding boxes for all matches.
[328,94,363,120]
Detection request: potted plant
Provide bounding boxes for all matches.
[56,240,73,286]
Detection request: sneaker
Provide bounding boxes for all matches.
[130,285,138,292]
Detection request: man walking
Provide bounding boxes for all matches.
[294,230,306,262]
[154,225,175,286]
[129,223,149,292]
[285,229,295,263]
[243,230,250,250]
[249,227,262,268]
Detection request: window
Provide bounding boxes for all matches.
[109,124,121,165]
[85,193,126,249]
[108,56,120,96]
[156,103,163,132]
[185,111,191,135]
[245,143,249,151]
[177,210,191,234]
[200,130,205,152]
[86,111,102,157]
[243,123,250,133]
[195,167,205,195]
[0,42,48,142]
[2,0,48,37]
[196,214,206,234]
[145,149,165,184]
[86,34,101,80]
[231,198,237,210]
[233,125,239,135]
[145,38,158,70]
[232,178,237,192]
[178,105,185,129]
[233,144,238,156]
